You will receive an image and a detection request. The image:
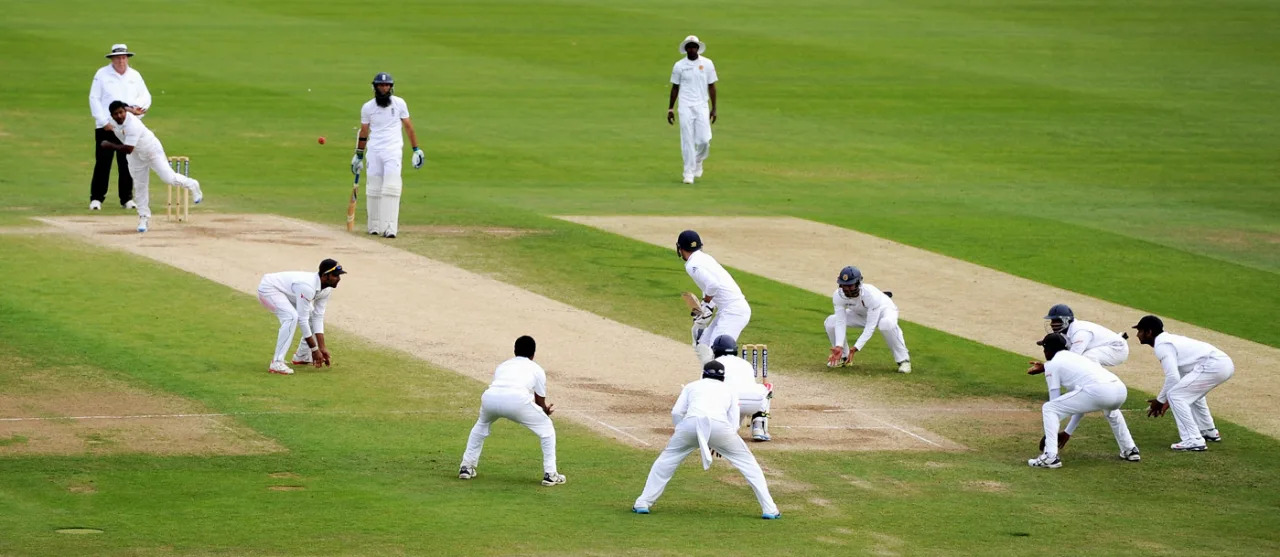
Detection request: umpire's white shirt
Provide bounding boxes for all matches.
[486,356,548,404]
[1044,350,1122,394]
[361,96,410,152]
[670,56,717,107]
[685,250,745,308]
[89,65,150,128]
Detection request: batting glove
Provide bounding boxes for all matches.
[411,147,425,169]
[351,150,364,175]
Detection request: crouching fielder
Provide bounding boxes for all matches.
[256,259,345,375]
[98,100,202,233]
[458,336,566,487]
[711,335,773,441]
[633,361,780,519]
[1133,315,1233,451]
[1026,333,1140,469]
[824,266,911,373]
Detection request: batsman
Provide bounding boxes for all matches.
[677,230,751,364]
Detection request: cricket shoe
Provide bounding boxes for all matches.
[762,513,782,520]
[458,466,477,480]
[291,356,313,366]
[541,472,566,486]
[1120,447,1141,462]
[897,360,912,374]
[1201,429,1222,442]
[682,176,694,184]
[268,361,294,375]
[632,507,650,514]
[1170,440,1207,451]
[137,216,149,233]
[694,162,704,178]
[1027,453,1062,469]
[89,200,102,211]
[369,230,380,235]
[124,200,137,209]
[383,234,396,239]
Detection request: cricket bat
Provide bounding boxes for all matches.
[681,292,702,317]
[346,168,360,231]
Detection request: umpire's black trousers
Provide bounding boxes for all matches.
[91,127,133,205]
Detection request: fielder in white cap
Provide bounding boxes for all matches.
[667,35,717,184]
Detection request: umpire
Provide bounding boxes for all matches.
[87,43,151,210]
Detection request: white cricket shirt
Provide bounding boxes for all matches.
[258,271,333,338]
[831,283,896,350]
[487,356,548,402]
[670,56,717,107]
[111,113,159,152]
[1044,350,1122,394]
[1152,332,1228,403]
[671,378,739,427]
[360,96,411,152]
[715,355,758,391]
[1065,320,1126,354]
[89,64,151,128]
[684,250,745,308]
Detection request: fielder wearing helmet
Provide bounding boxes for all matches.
[826,265,911,373]
[1044,304,1074,334]
[709,334,773,442]
[702,360,726,381]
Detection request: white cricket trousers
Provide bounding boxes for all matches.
[461,389,558,475]
[127,142,197,219]
[1082,342,1129,367]
[737,384,771,417]
[257,287,300,364]
[364,149,403,236]
[825,308,910,363]
[1167,355,1233,444]
[1042,380,1135,458]
[634,418,778,515]
[698,302,751,348]
[677,103,712,180]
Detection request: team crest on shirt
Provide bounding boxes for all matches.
[699,65,704,70]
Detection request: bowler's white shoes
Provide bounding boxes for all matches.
[137,216,149,233]
[897,360,912,374]
[268,361,294,375]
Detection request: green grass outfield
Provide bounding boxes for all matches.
[2,0,1278,554]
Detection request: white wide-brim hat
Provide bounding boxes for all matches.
[680,35,705,54]
[105,43,135,58]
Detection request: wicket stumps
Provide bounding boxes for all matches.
[166,156,190,222]
[740,343,769,379]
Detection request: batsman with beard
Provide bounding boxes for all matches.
[351,72,423,239]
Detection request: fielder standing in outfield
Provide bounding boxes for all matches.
[88,43,150,211]
[667,35,717,184]
[256,259,346,375]
[677,230,750,363]
[458,336,567,487]
[1133,315,1233,451]
[632,361,780,519]
[711,335,773,441]
[98,101,202,233]
[351,72,423,239]
[1026,333,1140,468]
[825,266,911,373]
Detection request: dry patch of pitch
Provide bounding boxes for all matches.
[38,214,964,453]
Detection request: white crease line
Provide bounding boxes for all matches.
[0,409,438,422]
[855,411,944,448]
[613,425,900,431]
[817,408,1028,413]
[561,410,652,447]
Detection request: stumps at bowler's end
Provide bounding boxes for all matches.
[167,156,190,222]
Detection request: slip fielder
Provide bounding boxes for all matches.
[1026,304,1131,443]
[1133,315,1233,451]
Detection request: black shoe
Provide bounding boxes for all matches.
[369,231,380,235]
[383,234,396,239]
